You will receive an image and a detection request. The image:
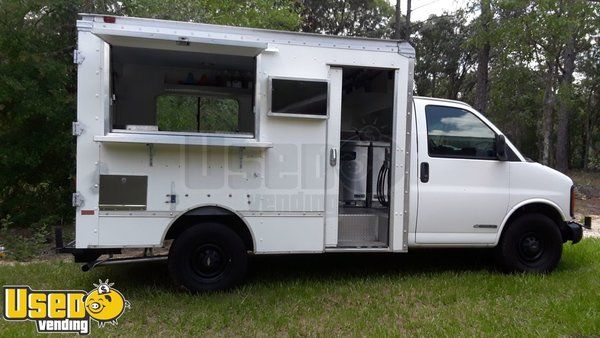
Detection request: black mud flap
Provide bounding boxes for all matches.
[565,221,584,244]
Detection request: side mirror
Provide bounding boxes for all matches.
[496,134,508,161]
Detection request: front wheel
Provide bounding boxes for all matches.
[168,223,248,292]
[496,213,563,273]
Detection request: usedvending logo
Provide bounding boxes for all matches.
[3,280,130,335]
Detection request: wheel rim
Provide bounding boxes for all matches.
[190,244,228,280]
[518,233,544,262]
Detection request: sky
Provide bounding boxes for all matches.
[387,0,470,22]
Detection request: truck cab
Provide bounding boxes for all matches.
[64,14,583,292]
[411,97,581,252]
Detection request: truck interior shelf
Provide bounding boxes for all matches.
[94,133,273,148]
[163,84,253,96]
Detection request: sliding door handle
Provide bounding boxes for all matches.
[329,148,338,166]
[420,162,429,183]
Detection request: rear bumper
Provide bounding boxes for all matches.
[54,226,121,262]
[564,221,584,244]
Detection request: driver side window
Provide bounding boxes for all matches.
[425,105,496,160]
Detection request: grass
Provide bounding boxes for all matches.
[1,239,599,336]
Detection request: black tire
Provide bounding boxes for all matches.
[168,223,248,292]
[496,213,563,273]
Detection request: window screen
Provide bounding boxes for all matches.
[425,105,496,159]
[271,78,328,116]
[156,95,197,132]
[157,95,240,134]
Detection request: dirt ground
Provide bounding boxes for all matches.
[576,199,600,238]
[570,171,600,238]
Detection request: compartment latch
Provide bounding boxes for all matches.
[72,121,83,136]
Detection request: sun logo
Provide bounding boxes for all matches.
[84,280,130,327]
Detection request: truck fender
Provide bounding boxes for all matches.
[494,198,567,245]
[159,204,256,250]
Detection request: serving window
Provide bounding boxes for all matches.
[110,46,255,137]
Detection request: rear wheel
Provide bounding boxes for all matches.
[168,223,248,292]
[496,213,562,273]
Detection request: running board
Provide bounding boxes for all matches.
[326,246,391,253]
[336,240,388,248]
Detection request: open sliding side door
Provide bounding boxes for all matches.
[389,63,414,252]
[324,67,343,247]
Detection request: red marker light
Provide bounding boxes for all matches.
[103,16,116,24]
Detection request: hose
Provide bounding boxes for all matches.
[376,157,389,207]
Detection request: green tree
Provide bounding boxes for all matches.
[492,0,599,168]
[0,1,81,228]
[473,0,491,114]
[576,36,600,170]
[125,0,300,29]
[300,0,395,38]
[412,12,475,100]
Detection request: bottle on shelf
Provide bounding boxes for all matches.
[232,70,242,88]
[198,73,209,86]
[184,72,195,85]
[224,70,232,87]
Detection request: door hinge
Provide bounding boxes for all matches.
[72,122,83,136]
[73,49,85,65]
[72,192,84,207]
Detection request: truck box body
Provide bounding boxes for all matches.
[74,14,414,252]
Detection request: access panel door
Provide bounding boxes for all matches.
[415,103,510,244]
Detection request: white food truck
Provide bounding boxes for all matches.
[58,14,585,292]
